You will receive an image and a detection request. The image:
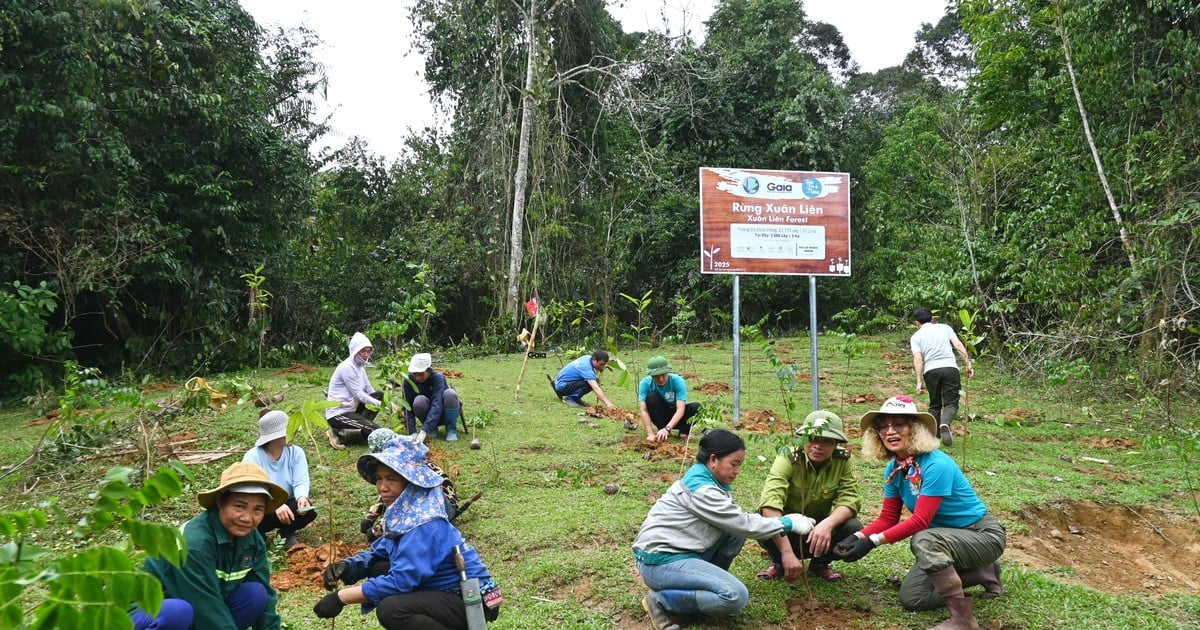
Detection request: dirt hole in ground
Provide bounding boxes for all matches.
[698,381,731,395]
[1005,500,1200,594]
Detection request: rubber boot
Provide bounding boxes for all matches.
[928,566,979,630]
[959,561,1003,599]
[444,407,460,441]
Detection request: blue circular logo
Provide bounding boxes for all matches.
[802,178,822,198]
[742,177,760,195]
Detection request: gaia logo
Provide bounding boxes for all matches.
[742,177,760,194]
[802,178,822,198]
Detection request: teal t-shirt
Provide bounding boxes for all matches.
[638,373,688,404]
[882,449,987,528]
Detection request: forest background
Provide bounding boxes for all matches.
[3,0,1199,407]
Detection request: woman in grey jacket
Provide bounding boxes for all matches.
[632,429,815,630]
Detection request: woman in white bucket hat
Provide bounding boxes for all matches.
[833,396,1005,630]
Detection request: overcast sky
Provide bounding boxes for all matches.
[239,0,948,160]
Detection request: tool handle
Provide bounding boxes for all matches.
[454,544,467,577]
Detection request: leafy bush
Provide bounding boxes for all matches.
[0,464,191,629]
[0,281,72,401]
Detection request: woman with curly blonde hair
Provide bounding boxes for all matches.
[833,396,1005,630]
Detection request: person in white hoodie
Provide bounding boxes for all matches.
[325,332,385,449]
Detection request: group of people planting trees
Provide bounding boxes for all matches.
[631,307,996,630]
[133,306,992,630]
[132,332,495,630]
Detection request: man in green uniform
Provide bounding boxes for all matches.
[757,410,862,582]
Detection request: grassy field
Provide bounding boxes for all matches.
[2,331,1199,629]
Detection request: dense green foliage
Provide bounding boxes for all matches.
[2,0,1198,402]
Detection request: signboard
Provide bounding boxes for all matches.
[699,168,851,276]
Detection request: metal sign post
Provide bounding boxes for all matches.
[699,168,852,419]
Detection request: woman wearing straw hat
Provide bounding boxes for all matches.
[756,410,862,582]
[638,356,701,443]
[242,409,316,550]
[632,429,816,630]
[832,396,1005,630]
[314,436,501,628]
[136,461,288,630]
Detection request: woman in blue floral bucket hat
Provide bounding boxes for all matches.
[313,436,501,628]
[359,429,461,543]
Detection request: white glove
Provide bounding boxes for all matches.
[783,513,816,535]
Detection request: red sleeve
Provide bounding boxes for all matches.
[879,495,943,543]
[859,496,903,537]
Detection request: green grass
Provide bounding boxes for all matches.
[2,331,1198,629]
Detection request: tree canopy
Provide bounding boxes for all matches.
[2,0,1198,399]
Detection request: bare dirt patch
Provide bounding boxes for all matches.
[621,434,694,466]
[278,363,317,374]
[1086,436,1137,450]
[842,392,883,405]
[274,540,366,592]
[441,369,465,379]
[586,406,638,424]
[1002,406,1043,423]
[1005,500,1200,594]
[738,409,792,435]
[785,595,873,629]
[698,381,732,395]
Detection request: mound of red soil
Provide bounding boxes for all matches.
[698,382,732,395]
[738,409,792,435]
[273,540,366,592]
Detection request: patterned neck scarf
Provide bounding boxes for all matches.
[886,455,923,492]
[381,483,448,538]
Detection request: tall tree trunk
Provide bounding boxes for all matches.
[1055,1,1135,271]
[507,0,539,327]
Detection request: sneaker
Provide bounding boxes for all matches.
[326,428,346,450]
[939,423,953,446]
[563,397,586,408]
[641,592,680,630]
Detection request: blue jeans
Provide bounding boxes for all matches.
[636,533,749,617]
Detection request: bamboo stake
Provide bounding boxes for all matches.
[514,314,540,401]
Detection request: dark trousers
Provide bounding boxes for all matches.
[328,391,383,444]
[554,380,591,402]
[644,391,700,436]
[407,389,462,434]
[375,590,468,630]
[923,367,962,426]
[256,497,317,537]
[758,517,863,568]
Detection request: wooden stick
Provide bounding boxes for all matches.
[514,314,540,401]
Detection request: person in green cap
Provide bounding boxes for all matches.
[756,410,862,582]
[638,356,701,443]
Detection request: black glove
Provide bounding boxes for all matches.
[832,534,875,562]
[313,592,345,618]
[322,561,348,590]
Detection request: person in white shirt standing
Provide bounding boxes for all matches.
[910,308,975,446]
